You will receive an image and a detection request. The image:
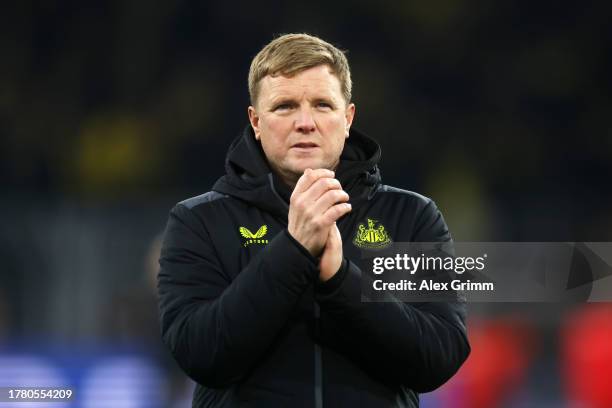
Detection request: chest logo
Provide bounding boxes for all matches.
[353,218,392,249]
[240,225,269,247]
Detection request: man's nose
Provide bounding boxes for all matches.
[294,107,316,133]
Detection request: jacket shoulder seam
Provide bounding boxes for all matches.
[376,184,433,205]
[179,191,228,209]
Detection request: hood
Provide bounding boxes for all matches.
[213,125,382,219]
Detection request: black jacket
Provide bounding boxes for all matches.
[158,126,470,407]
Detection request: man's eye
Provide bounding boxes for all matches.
[274,104,292,111]
[317,102,332,109]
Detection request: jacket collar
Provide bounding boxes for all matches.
[213,125,382,218]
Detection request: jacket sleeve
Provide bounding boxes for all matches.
[315,200,470,393]
[158,203,318,387]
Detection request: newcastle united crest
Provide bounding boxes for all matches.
[353,218,392,249]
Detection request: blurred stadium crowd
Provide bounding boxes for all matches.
[1,1,611,407]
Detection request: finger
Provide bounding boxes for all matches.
[292,168,336,196]
[299,177,342,203]
[321,202,352,225]
[311,188,349,215]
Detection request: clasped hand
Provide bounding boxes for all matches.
[288,168,352,282]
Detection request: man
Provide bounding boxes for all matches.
[158,33,470,407]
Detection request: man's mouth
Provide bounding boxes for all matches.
[292,142,319,148]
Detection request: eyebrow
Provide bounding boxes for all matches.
[270,97,297,106]
[269,95,336,107]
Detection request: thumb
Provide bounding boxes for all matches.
[328,223,341,248]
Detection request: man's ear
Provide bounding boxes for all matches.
[345,103,356,138]
[248,106,261,140]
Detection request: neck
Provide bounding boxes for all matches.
[271,172,294,204]
[272,161,341,190]
[278,173,298,190]
[269,165,299,190]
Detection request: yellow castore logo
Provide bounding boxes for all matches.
[353,218,392,249]
[240,225,269,247]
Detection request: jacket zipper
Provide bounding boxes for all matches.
[314,302,323,408]
[269,173,323,407]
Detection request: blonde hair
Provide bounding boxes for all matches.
[248,33,352,106]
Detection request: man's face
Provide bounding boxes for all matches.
[248,64,355,186]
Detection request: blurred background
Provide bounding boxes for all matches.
[1,1,611,407]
